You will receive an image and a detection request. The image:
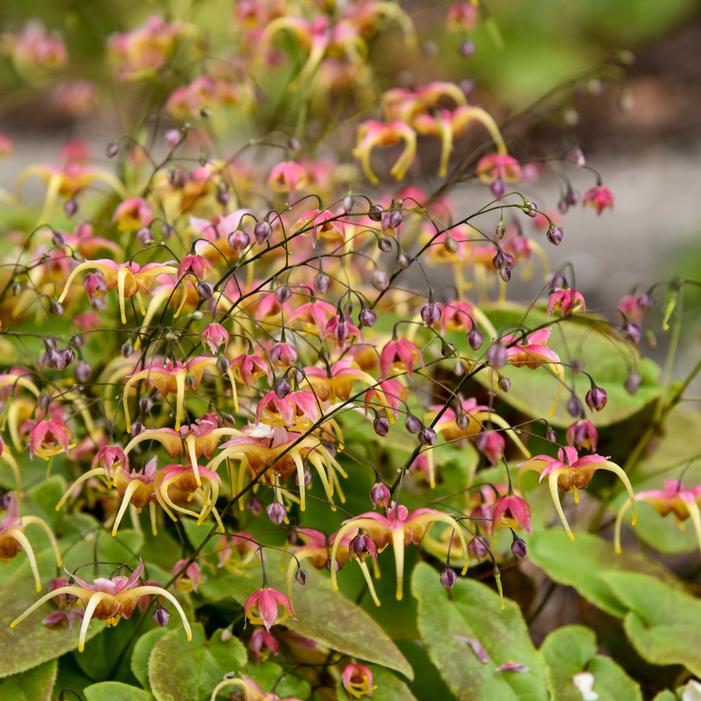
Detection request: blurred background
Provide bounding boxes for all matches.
[0,0,699,332]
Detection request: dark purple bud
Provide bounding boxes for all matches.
[139,396,153,414]
[565,188,580,206]
[523,201,538,217]
[161,223,175,240]
[52,231,67,247]
[254,220,272,244]
[368,204,383,222]
[419,426,437,446]
[358,308,377,327]
[373,415,390,436]
[63,198,78,217]
[468,328,484,350]
[499,265,512,283]
[567,395,584,417]
[547,225,564,246]
[492,250,505,269]
[295,468,312,488]
[216,189,230,206]
[106,141,120,158]
[498,376,511,393]
[137,227,153,246]
[153,606,170,627]
[121,341,133,358]
[457,412,469,430]
[487,342,507,369]
[545,428,557,443]
[196,281,213,300]
[585,385,608,412]
[468,537,489,559]
[625,371,641,395]
[371,271,389,290]
[421,302,442,326]
[636,293,654,311]
[314,272,330,294]
[50,301,64,316]
[370,482,391,508]
[622,322,642,345]
[351,533,371,556]
[458,39,475,57]
[547,272,565,291]
[266,502,286,525]
[570,358,584,374]
[405,414,422,434]
[75,361,91,383]
[275,377,291,399]
[490,178,506,199]
[440,567,457,590]
[388,211,404,228]
[511,537,527,559]
[294,568,307,585]
[378,236,393,252]
[131,421,145,436]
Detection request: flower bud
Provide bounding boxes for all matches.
[164,129,181,148]
[622,322,642,345]
[342,195,353,213]
[490,178,506,199]
[546,225,564,246]
[153,606,170,627]
[139,396,153,414]
[373,415,390,436]
[274,377,291,399]
[458,39,475,57]
[266,502,286,525]
[75,360,92,383]
[511,537,527,559]
[440,567,457,590]
[421,302,442,326]
[314,272,330,294]
[468,329,484,350]
[228,230,250,252]
[196,281,213,300]
[275,285,292,303]
[137,227,153,245]
[246,497,263,516]
[487,342,507,369]
[370,482,391,508]
[294,568,307,586]
[216,354,230,374]
[368,204,383,222]
[405,414,422,434]
[545,427,557,443]
[388,210,404,228]
[419,426,437,446]
[50,301,64,316]
[358,308,377,327]
[397,253,411,269]
[371,271,389,290]
[254,220,272,244]
[585,385,608,412]
[625,371,641,395]
[475,430,505,465]
[468,537,489,559]
[498,376,511,393]
[106,141,120,158]
[64,198,78,217]
[567,395,584,418]
[637,293,654,311]
[131,420,144,436]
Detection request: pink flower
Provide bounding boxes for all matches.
[342,663,377,698]
[566,420,598,452]
[172,559,204,592]
[113,197,154,232]
[249,628,279,661]
[475,430,506,465]
[0,133,14,158]
[547,288,585,316]
[268,161,308,193]
[501,328,561,370]
[380,339,422,378]
[25,417,71,459]
[201,323,230,354]
[256,390,321,430]
[244,587,293,631]
[583,186,614,215]
[178,254,211,279]
[491,495,532,533]
[353,120,417,184]
[476,153,522,184]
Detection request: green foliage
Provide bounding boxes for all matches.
[0,661,57,701]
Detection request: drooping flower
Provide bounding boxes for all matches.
[615,480,701,556]
[330,503,468,601]
[518,447,636,539]
[583,186,614,215]
[491,494,532,533]
[353,120,417,185]
[547,288,585,317]
[268,161,308,193]
[10,561,191,652]
[342,663,377,698]
[244,587,293,631]
[0,493,62,592]
[209,674,302,701]
[379,339,422,378]
[113,197,153,232]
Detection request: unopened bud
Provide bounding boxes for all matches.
[370,482,390,508]
[440,567,457,590]
[266,502,286,525]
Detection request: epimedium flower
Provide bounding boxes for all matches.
[249,627,279,662]
[547,287,586,317]
[113,197,154,233]
[10,561,191,652]
[353,120,417,185]
[518,447,636,540]
[244,587,294,631]
[268,161,308,193]
[56,259,179,324]
[255,390,322,432]
[379,338,422,378]
[0,492,62,592]
[342,663,377,698]
[330,502,469,601]
[23,415,72,460]
[615,480,701,556]
[583,185,614,215]
[476,153,522,197]
[491,494,532,534]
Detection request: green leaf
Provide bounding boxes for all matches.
[412,562,550,700]
[243,660,311,700]
[476,304,661,427]
[602,572,701,676]
[337,666,418,701]
[652,692,678,701]
[526,530,682,616]
[540,625,641,701]
[0,660,57,701]
[84,681,155,700]
[148,624,248,701]
[132,629,168,691]
[0,557,103,678]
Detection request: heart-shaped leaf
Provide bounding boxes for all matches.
[132,629,168,691]
[84,681,155,700]
[412,562,550,700]
[526,530,682,616]
[602,572,701,676]
[540,625,641,701]
[0,660,57,700]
